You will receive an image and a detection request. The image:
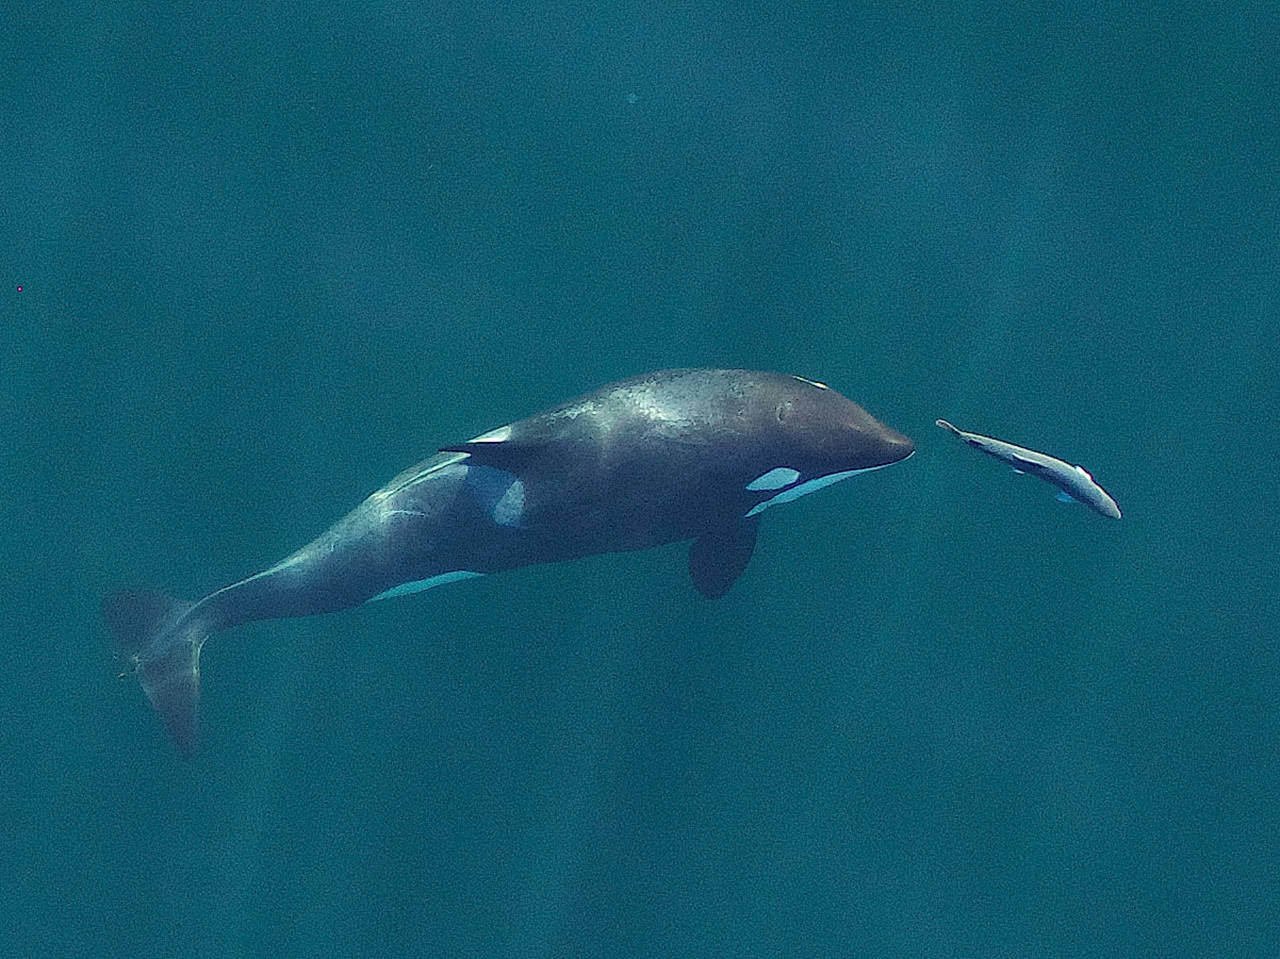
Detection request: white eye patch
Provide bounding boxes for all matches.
[746,467,801,491]
[744,462,898,517]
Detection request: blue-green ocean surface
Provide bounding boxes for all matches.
[3,3,1276,956]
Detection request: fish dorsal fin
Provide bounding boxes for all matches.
[688,518,760,599]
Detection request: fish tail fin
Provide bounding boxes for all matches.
[103,588,207,757]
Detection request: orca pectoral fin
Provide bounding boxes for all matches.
[688,518,760,599]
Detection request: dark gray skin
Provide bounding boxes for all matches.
[105,369,914,755]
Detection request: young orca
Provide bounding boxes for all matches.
[935,418,1121,519]
[105,369,914,755]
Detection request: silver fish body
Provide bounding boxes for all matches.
[936,419,1120,519]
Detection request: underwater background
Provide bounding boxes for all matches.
[3,2,1276,956]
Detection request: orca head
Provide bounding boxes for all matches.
[767,374,914,474]
[737,374,914,518]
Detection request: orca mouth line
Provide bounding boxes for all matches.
[745,454,911,518]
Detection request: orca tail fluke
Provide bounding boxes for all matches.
[103,588,205,757]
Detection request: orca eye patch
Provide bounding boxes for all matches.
[746,467,801,491]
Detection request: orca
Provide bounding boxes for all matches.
[105,369,914,754]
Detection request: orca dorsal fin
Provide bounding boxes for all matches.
[439,417,576,473]
[688,517,760,599]
[437,437,548,473]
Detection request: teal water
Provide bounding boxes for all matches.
[3,3,1277,956]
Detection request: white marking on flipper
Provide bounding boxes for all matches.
[746,467,800,491]
[369,570,483,601]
